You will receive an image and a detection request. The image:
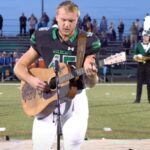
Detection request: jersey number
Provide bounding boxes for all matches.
[48,54,76,68]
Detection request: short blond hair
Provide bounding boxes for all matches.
[56,1,80,17]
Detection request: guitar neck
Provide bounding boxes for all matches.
[59,58,106,84]
[59,67,85,84]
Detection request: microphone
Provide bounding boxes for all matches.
[48,60,59,90]
[54,60,59,73]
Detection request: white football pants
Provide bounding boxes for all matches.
[32,89,89,150]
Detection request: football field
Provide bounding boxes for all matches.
[0,83,150,139]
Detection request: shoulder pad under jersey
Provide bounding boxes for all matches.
[38,27,50,31]
[86,32,93,37]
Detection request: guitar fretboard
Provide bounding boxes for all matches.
[59,68,85,84]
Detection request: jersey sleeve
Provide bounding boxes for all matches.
[30,28,50,56]
[85,32,101,56]
[30,30,40,54]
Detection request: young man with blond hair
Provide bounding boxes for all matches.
[14,1,100,149]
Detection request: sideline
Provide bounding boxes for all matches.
[0,83,137,86]
[96,83,136,86]
[0,83,20,86]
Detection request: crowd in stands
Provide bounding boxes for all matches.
[19,12,49,37]
[0,51,19,81]
[0,12,149,81]
[76,13,149,52]
[0,50,46,81]
[0,12,148,39]
[0,12,149,45]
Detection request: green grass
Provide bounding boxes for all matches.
[0,83,150,139]
[87,84,150,139]
[0,84,33,139]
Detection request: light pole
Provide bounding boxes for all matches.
[41,0,44,16]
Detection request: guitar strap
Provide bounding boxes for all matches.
[76,31,87,69]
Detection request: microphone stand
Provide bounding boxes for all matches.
[54,60,62,150]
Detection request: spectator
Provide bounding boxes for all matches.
[99,16,108,34]
[108,22,116,41]
[41,12,50,27]
[0,14,3,36]
[51,17,58,28]
[19,13,27,36]
[117,20,124,41]
[122,36,131,55]
[92,19,99,35]
[84,20,93,32]
[82,13,91,30]
[135,18,142,41]
[0,52,4,66]
[100,32,108,47]
[3,51,11,67]
[77,17,82,29]
[130,22,138,48]
[28,14,38,37]
[12,52,19,68]
[38,12,50,29]
[1,51,11,79]
[37,18,44,29]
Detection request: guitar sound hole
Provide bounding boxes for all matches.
[49,77,56,90]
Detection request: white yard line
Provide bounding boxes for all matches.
[0,83,20,86]
[96,83,136,86]
[0,83,137,86]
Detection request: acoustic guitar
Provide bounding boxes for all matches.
[20,52,126,118]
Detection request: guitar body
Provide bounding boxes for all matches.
[21,63,77,118]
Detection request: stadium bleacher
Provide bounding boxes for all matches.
[0,36,137,82]
[0,36,30,53]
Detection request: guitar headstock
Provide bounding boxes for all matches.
[104,52,126,65]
